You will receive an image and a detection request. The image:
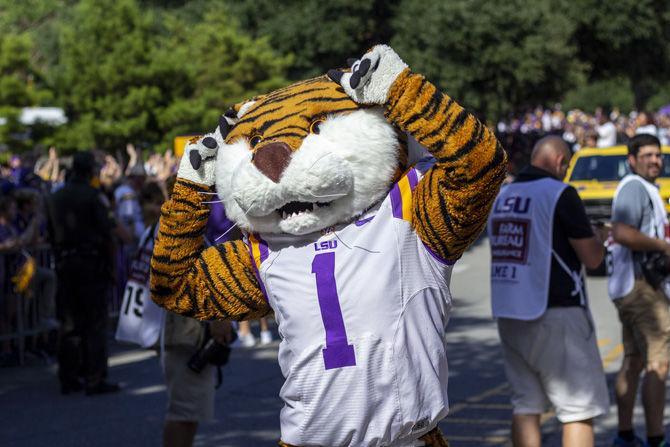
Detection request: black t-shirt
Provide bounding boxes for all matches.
[514,166,594,307]
[47,177,115,255]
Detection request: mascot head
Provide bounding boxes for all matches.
[212,76,406,235]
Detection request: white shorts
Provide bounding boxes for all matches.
[163,349,216,422]
[497,307,609,423]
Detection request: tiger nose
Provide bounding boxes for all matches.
[252,142,292,183]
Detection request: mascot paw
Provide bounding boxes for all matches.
[177,112,237,186]
[327,44,408,105]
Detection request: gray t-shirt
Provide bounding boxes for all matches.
[611,179,660,274]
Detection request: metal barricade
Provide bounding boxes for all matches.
[0,244,55,365]
[0,244,128,365]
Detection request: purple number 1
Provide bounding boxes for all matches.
[311,252,356,370]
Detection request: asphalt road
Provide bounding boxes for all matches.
[1,239,669,446]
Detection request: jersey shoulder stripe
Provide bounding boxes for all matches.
[390,166,419,221]
[248,232,269,269]
[246,232,269,302]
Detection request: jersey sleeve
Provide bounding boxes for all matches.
[150,179,271,321]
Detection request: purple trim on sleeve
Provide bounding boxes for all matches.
[390,184,403,219]
[255,268,270,304]
[258,237,269,264]
[422,241,457,265]
[355,215,375,226]
[407,168,419,190]
[246,237,269,303]
[390,168,419,219]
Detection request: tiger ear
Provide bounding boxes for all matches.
[233,94,266,119]
[219,107,239,138]
[237,101,256,118]
[219,97,262,139]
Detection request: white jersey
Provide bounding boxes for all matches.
[488,177,569,320]
[246,162,454,447]
[116,224,164,348]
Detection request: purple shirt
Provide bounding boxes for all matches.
[206,202,237,244]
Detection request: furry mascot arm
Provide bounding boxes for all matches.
[150,135,271,321]
[329,45,507,262]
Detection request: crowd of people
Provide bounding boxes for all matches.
[0,143,278,446]
[0,144,181,367]
[497,106,670,173]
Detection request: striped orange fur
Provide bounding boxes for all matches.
[150,180,269,321]
[226,77,367,152]
[386,69,507,262]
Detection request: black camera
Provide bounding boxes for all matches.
[187,330,237,374]
[640,251,670,289]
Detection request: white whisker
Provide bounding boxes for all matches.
[307,192,348,200]
[305,153,350,203]
[215,224,239,241]
[213,197,259,242]
[201,199,225,204]
[307,151,336,172]
[197,191,220,195]
[332,230,380,254]
[332,231,351,250]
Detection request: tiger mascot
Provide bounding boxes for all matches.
[151,45,506,446]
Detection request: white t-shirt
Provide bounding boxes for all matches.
[636,124,659,137]
[596,122,617,148]
[114,183,146,241]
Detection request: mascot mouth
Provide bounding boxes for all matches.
[277,201,331,219]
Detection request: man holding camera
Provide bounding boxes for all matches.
[162,314,233,447]
[609,134,670,447]
[154,175,236,447]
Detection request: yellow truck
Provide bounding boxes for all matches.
[564,145,670,222]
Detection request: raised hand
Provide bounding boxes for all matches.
[100,155,122,187]
[327,44,408,105]
[176,113,235,187]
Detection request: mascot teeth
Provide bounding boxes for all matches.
[276,201,331,220]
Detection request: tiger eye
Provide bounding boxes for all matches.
[249,135,263,148]
[310,119,325,135]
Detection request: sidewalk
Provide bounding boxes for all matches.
[0,334,284,447]
[0,326,641,447]
[4,253,670,447]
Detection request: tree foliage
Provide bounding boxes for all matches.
[228,0,399,79]
[570,0,670,110]
[51,0,290,152]
[153,4,291,146]
[391,0,586,120]
[0,33,54,150]
[0,0,669,153]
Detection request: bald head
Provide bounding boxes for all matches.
[530,136,572,179]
